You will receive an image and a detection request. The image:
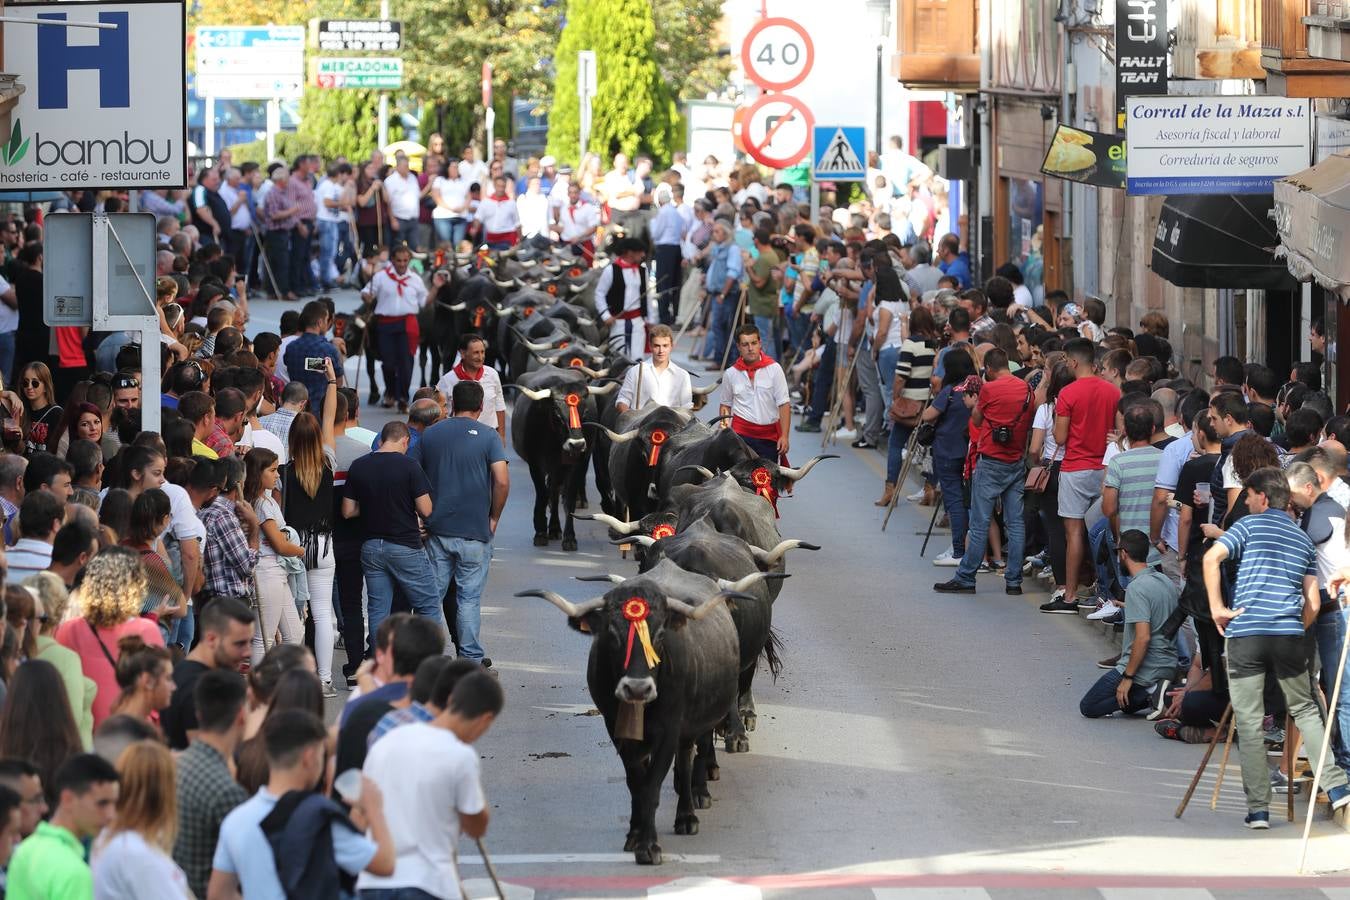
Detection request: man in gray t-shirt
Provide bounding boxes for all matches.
[1079,530,1178,717]
[409,380,510,664]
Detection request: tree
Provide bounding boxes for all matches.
[547,0,678,164]
[652,0,731,103]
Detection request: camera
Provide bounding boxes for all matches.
[304,357,327,372]
[992,424,1014,445]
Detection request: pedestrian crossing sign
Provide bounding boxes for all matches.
[813,126,866,181]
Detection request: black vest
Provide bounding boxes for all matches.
[604,263,648,317]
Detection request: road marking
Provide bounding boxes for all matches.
[873,890,992,899]
[649,877,762,898]
[462,878,534,899]
[459,853,721,865]
[1099,891,1215,900]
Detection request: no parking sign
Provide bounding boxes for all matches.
[738,14,815,169]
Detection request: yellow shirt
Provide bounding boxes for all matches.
[191,438,219,459]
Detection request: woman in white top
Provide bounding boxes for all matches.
[91,740,192,899]
[872,286,910,399]
[1026,361,1073,604]
[431,160,470,248]
[243,447,306,666]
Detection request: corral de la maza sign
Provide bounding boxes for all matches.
[2,0,186,189]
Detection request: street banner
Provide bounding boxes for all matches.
[1115,0,1168,128]
[196,25,305,99]
[310,57,403,90]
[310,19,402,52]
[1125,96,1312,195]
[1040,125,1126,189]
[3,0,186,189]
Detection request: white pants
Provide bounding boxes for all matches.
[251,556,303,666]
[606,316,647,360]
[306,542,337,684]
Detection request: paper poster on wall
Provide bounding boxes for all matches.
[1040,125,1127,189]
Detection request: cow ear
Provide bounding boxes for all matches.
[568,614,597,634]
[666,614,688,631]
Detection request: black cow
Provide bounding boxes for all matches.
[417,270,463,388]
[519,562,750,864]
[651,422,759,499]
[592,405,695,519]
[511,366,616,550]
[450,274,505,370]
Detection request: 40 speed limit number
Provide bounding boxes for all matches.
[741,17,814,91]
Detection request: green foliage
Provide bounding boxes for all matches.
[652,0,731,103]
[297,88,401,161]
[221,131,317,166]
[547,0,679,164]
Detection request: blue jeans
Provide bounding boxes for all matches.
[753,314,780,361]
[316,220,341,288]
[933,454,968,557]
[954,456,1026,585]
[426,535,492,660]
[360,539,446,650]
[433,217,468,247]
[1315,604,1350,773]
[704,292,736,365]
[376,318,413,403]
[877,345,899,397]
[787,308,811,360]
[169,605,195,651]
[1089,518,1132,599]
[361,889,439,900]
[806,337,836,424]
[1080,668,1153,717]
[740,434,778,462]
[886,422,913,483]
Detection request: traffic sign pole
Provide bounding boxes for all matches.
[377,0,391,149]
[205,96,215,158]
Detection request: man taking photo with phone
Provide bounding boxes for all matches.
[282,299,344,413]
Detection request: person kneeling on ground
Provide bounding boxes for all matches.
[1079,529,1179,718]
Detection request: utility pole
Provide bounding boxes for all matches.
[377,0,390,148]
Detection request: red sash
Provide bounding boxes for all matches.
[485,230,518,245]
[730,415,779,441]
[374,314,419,355]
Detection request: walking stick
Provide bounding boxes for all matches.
[376,189,384,248]
[1297,592,1350,873]
[1209,714,1238,809]
[1175,702,1232,818]
[881,400,931,532]
[673,289,710,358]
[475,837,506,900]
[820,308,854,448]
[250,220,281,299]
[823,332,863,450]
[918,493,943,556]
[718,289,748,371]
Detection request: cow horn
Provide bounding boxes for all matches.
[666,590,751,621]
[543,264,561,274]
[691,379,722,396]
[577,365,610,378]
[515,589,606,618]
[675,464,716,482]
[516,386,552,401]
[576,512,640,535]
[521,338,557,351]
[716,572,790,594]
[492,276,516,288]
[520,259,537,268]
[749,539,822,566]
[779,454,840,481]
[575,574,627,584]
[585,423,639,443]
[587,382,618,396]
[568,283,586,294]
[576,315,596,327]
[444,302,467,311]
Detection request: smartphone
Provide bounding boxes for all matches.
[304,357,327,372]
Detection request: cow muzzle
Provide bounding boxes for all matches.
[616,676,658,703]
[563,437,588,454]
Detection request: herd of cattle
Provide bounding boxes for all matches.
[369,239,834,864]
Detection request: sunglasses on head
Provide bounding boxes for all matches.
[114,375,139,389]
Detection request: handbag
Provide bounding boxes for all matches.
[888,395,924,426]
[1025,464,1052,493]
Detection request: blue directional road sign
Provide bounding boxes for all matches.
[813,126,866,181]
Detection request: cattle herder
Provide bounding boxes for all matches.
[595,236,651,361]
[719,324,791,463]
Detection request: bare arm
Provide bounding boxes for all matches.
[320,359,338,450]
[460,808,490,839]
[206,870,241,900]
[489,460,509,535]
[1101,486,1120,537]
[1149,487,1170,546]
[1053,413,1070,449]
[342,497,359,519]
[260,519,305,557]
[414,493,433,519]
[1203,541,1241,634]
[1303,573,1322,629]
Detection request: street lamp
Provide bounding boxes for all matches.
[866,0,892,155]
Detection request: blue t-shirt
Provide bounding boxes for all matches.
[929,384,971,461]
[410,416,508,543]
[212,788,375,900]
[282,332,343,413]
[939,252,972,289]
[1216,508,1316,638]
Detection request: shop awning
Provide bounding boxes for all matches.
[1273,151,1350,299]
[1150,194,1297,291]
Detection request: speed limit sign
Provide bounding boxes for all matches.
[741,17,815,91]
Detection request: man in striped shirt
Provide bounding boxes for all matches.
[1204,466,1350,829]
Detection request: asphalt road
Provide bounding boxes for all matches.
[246,290,1350,900]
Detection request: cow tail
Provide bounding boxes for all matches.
[761,627,784,680]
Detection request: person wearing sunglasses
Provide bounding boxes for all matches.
[111,375,139,411]
[19,362,60,456]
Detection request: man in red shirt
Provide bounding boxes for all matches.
[1042,337,1121,613]
[935,348,1035,594]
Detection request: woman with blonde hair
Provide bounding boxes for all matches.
[91,740,191,898]
[27,573,95,748]
[54,547,162,728]
[243,447,305,665]
[18,361,60,454]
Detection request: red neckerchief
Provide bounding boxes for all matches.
[453,362,483,382]
[385,266,411,297]
[491,193,509,202]
[733,354,775,382]
[616,258,640,270]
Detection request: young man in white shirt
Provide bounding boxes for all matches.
[358,670,501,900]
[594,237,649,361]
[615,324,692,413]
[362,245,429,412]
[552,180,599,263]
[475,175,520,250]
[314,162,351,291]
[435,334,507,446]
[383,155,422,250]
[719,324,790,462]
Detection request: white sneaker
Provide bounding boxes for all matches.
[834,427,858,440]
[1048,588,1066,604]
[1086,600,1121,621]
[906,489,927,502]
[932,549,960,567]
